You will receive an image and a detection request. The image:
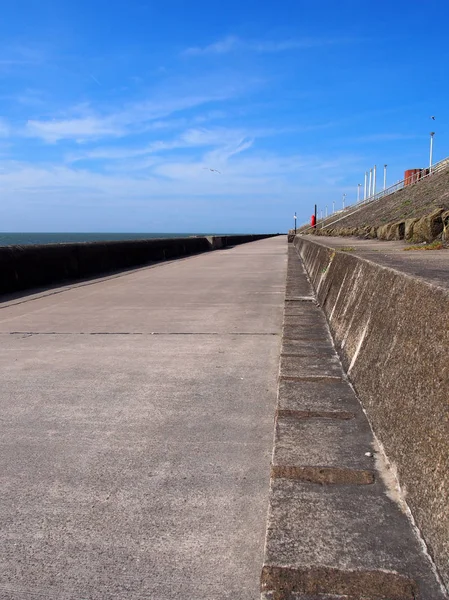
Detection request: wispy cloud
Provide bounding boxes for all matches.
[0,43,47,69]
[25,117,124,143]
[22,93,231,143]
[66,127,255,167]
[184,36,239,56]
[184,35,353,56]
[0,119,10,137]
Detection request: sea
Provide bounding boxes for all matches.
[0,233,212,247]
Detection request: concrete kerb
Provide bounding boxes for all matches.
[259,240,448,599]
[291,234,449,595]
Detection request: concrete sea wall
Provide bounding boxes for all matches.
[293,235,449,590]
[0,234,276,296]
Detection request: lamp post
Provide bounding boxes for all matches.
[383,164,387,190]
[429,132,435,172]
[325,205,328,218]
[364,172,368,200]
[342,193,346,209]
[368,169,372,198]
[332,200,335,214]
[357,183,362,202]
[294,212,297,234]
[373,165,377,197]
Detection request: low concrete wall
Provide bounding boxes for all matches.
[292,235,449,591]
[0,234,276,296]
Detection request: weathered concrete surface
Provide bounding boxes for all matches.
[260,244,446,600]
[0,237,286,600]
[300,235,449,289]
[292,236,449,593]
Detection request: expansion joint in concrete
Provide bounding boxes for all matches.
[270,465,375,485]
[278,375,343,383]
[276,409,355,420]
[5,330,280,336]
[260,565,419,600]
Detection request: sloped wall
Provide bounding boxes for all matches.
[293,235,449,591]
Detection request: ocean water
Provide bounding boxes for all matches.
[0,232,211,247]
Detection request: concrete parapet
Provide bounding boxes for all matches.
[0,234,276,297]
[292,235,449,591]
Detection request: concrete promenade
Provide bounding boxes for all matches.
[0,236,286,600]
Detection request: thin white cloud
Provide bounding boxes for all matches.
[184,36,239,55]
[0,118,10,137]
[0,43,47,69]
[23,93,232,143]
[67,127,255,163]
[184,36,353,56]
[25,117,124,144]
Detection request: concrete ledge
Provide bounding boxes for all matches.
[0,234,276,297]
[292,234,449,591]
[260,242,446,599]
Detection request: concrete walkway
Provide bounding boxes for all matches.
[0,236,286,600]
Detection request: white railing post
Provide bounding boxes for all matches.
[430,132,435,172]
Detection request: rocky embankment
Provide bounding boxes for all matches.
[300,167,449,243]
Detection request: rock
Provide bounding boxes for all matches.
[376,224,390,240]
[405,218,420,240]
[412,208,445,242]
[442,211,449,242]
[387,221,405,240]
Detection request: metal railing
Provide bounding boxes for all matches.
[299,155,449,233]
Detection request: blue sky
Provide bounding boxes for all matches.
[0,0,448,233]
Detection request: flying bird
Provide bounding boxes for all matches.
[203,167,221,174]
[431,116,436,120]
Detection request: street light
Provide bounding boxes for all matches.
[383,164,387,190]
[294,212,297,234]
[364,172,368,200]
[342,193,346,209]
[368,169,372,198]
[373,165,377,197]
[430,132,435,172]
[332,200,335,214]
[357,183,362,202]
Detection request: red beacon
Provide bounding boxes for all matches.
[311,214,316,228]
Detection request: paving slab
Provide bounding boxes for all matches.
[279,354,343,379]
[0,236,286,600]
[272,415,374,470]
[264,479,445,599]
[277,379,363,414]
